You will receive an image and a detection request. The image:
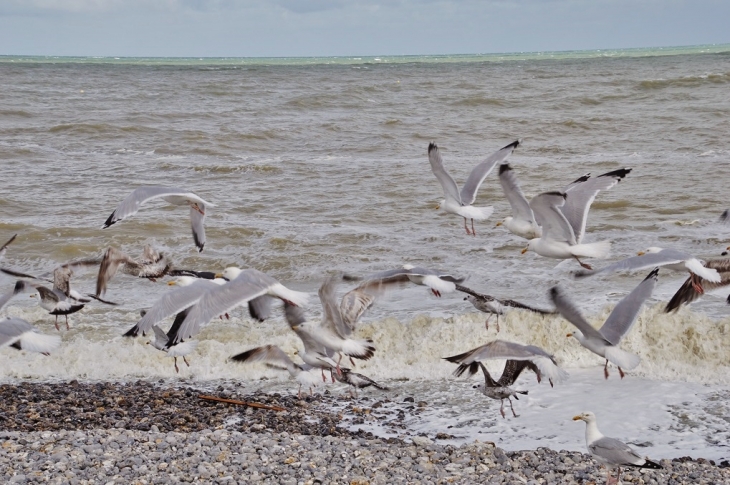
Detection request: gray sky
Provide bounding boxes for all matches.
[1,0,728,57]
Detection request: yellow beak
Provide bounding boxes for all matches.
[572,416,582,421]
[566,333,573,337]
[495,221,502,227]
[167,281,177,286]
[214,273,223,279]
[637,251,645,256]
[521,247,528,254]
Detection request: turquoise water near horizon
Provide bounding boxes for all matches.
[1,43,729,66]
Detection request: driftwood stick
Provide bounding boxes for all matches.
[198,395,286,412]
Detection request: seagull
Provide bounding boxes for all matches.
[1,317,62,355]
[166,267,309,347]
[122,277,223,338]
[0,234,17,261]
[522,168,631,269]
[428,140,519,235]
[95,246,172,297]
[230,344,322,398]
[495,164,542,239]
[284,302,341,382]
[334,368,389,398]
[148,322,199,373]
[3,261,116,330]
[456,284,557,332]
[665,258,730,312]
[574,247,721,294]
[101,186,215,252]
[550,268,658,379]
[573,411,662,485]
[284,275,375,372]
[349,264,466,300]
[444,340,568,418]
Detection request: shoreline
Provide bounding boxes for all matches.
[1,382,727,483]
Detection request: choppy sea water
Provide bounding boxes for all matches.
[1,46,729,460]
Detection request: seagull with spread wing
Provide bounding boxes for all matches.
[444,340,568,418]
[550,268,658,379]
[101,186,215,252]
[95,245,171,297]
[428,140,519,235]
[665,258,730,312]
[1,317,61,356]
[456,284,557,332]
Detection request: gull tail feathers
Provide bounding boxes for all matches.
[17,332,62,354]
[569,240,611,259]
[341,338,376,360]
[270,283,309,307]
[685,259,721,283]
[604,346,641,371]
[422,275,457,294]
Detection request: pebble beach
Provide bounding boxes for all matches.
[1,382,728,484]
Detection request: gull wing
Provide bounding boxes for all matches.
[96,247,135,296]
[665,259,730,312]
[561,168,631,243]
[339,287,376,329]
[478,362,499,387]
[530,192,576,244]
[428,143,462,204]
[318,276,351,338]
[497,359,542,387]
[0,318,61,353]
[498,163,536,224]
[230,345,302,377]
[588,437,645,467]
[190,204,207,252]
[599,268,658,345]
[284,303,331,356]
[102,186,213,229]
[0,234,17,261]
[549,286,607,344]
[574,248,696,278]
[123,280,217,337]
[460,140,519,206]
[0,281,25,312]
[168,278,270,345]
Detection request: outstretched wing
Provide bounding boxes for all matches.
[428,143,462,204]
[460,140,519,206]
[599,268,658,345]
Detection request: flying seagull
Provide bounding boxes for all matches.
[550,268,658,379]
[1,317,62,355]
[664,258,730,312]
[574,247,721,294]
[495,164,542,240]
[445,340,568,418]
[522,168,631,269]
[456,284,556,331]
[95,245,171,297]
[573,411,661,485]
[428,140,519,235]
[101,186,215,252]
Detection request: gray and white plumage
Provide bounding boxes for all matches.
[665,258,730,312]
[283,303,340,378]
[443,339,568,387]
[353,264,466,299]
[496,164,542,239]
[573,411,661,484]
[428,140,519,235]
[0,317,61,355]
[0,234,17,261]
[456,284,556,332]
[101,186,215,252]
[148,321,199,373]
[334,368,388,398]
[550,268,658,379]
[230,344,322,398]
[284,276,375,363]
[123,277,223,337]
[167,267,309,347]
[574,247,721,284]
[95,246,171,297]
[0,281,26,312]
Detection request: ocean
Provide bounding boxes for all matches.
[1,45,729,460]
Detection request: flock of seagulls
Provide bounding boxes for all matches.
[2,142,729,484]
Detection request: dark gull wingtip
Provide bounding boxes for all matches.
[598,167,632,180]
[498,163,512,175]
[644,267,660,281]
[102,212,117,229]
[502,139,520,151]
[123,325,140,338]
[428,142,438,153]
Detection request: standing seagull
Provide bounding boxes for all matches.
[573,412,661,485]
[334,368,389,398]
[101,187,215,252]
[428,140,520,235]
[457,284,556,332]
[1,317,62,355]
[0,234,17,261]
[550,268,658,379]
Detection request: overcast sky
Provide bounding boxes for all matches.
[1,0,728,57]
